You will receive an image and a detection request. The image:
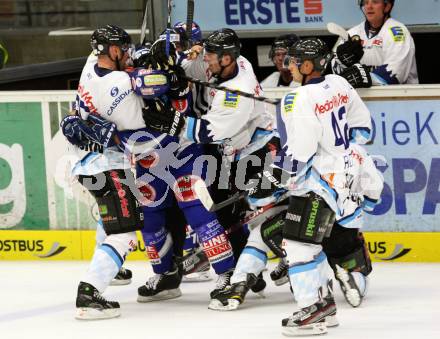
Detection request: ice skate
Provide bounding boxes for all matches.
[208,273,258,311]
[75,282,120,320]
[137,264,182,302]
[110,267,132,286]
[250,272,266,297]
[179,247,212,282]
[335,264,368,307]
[270,259,289,286]
[281,299,337,336]
[209,269,233,299]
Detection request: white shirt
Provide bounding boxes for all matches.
[332,17,419,85]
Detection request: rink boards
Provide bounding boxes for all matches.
[1,87,440,262]
[0,230,439,262]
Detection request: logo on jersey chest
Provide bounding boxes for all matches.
[223,91,239,108]
[390,26,405,42]
[283,92,297,114]
[314,93,349,115]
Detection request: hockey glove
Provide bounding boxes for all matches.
[142,99,185,137]
[84,114,118,147]
[60,115,87,147]
[147,39,177,70]
[336,37,364,67]
[246,167,288,208]
[168,65,190,99]
[340,63,372,88]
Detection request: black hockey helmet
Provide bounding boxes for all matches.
[269,34,299,60]
[204,28,241,60]
[90,24,132,56]
[287,37,332,73]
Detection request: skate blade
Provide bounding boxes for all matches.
[274,276,289,286]
[75,307,121,320]
[182,271,212,282]
[208,298,240,311]
[282,322,327,336]
[137,288,182,303]
[109,278,132,286]
[325,315,339,327]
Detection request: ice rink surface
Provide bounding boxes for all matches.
[2,261,440,339]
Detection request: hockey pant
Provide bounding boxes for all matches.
[137,143,235,275]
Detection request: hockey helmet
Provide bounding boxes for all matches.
[286,38,332,73]
[269,34,299,60]
[204,28,241,60]
[90,24,132,56]
[173,21,203,47]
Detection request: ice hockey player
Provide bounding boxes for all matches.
[61,25,143,320]
[155,23,213,282]
[128,36,236,305]
[332,0,418,87]
[242,37,374,336]
[260,34,300,89]
[142,28,274,297]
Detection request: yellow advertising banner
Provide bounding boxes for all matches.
[1,231,440,262]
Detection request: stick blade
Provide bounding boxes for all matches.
[326,22,349,41]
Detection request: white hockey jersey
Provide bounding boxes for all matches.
[277,74,373,217]
[330,143,384,228]
[71,55,146,175]
[332,18,418,85]
[183,55,273,150]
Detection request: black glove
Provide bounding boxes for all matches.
[340,63,372,88]
[246,168,288,208]
[142,99,185,137]
[148,39,177,70]
[336,37,364,67]
[168,65,190,99]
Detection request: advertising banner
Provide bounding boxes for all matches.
[0,103,49,229]
[0,230,438,262]
[0,91,439,234]
[364,100,440,231]
[170,0,440,32]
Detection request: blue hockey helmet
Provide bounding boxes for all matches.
[173,21,203,46]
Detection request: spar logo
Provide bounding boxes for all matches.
[368,241,411,260]
[0,240,66,258]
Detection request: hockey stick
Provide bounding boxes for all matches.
[183,75,280,105]
[140,0,150,45]
[193,180,247,212]
[185,0,195,47]
[326,22,349,41]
